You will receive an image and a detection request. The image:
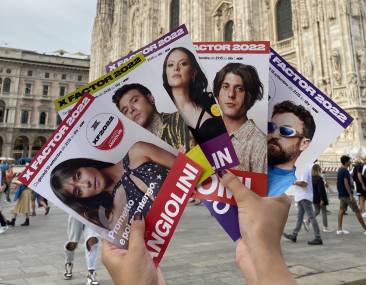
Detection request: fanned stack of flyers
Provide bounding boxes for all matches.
[19,24,353,264]
[193,43,352,240]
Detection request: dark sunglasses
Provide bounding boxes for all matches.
[268,122,304,138]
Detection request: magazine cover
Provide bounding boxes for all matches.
[54,52,213,182]
[267,48,353,196]
[105,24,239,172]
[193,41,270,240]
[192,46,353,241]
[20,56,203,265]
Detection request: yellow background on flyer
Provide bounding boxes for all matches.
[186,145,214,184]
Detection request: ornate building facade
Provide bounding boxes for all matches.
[0,47,89,159]
[90,0,366,160]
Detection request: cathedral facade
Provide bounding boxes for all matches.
[90,0,366,161]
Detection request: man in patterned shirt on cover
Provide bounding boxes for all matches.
[213,62,267,173]
[112,83,195,152]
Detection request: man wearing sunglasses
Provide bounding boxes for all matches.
[213,62,266,172]
[267,100,316,197]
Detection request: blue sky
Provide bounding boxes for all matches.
[0,0,97,54]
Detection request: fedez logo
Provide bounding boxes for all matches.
[87,113,124,150]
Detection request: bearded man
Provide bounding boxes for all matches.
[267,100,316,196]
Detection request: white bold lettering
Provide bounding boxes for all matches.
[155,220,172,238]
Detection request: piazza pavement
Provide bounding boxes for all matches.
[0,185,366,285]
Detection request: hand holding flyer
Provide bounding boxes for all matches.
[194,41,270,240]
[194,43,353,241]
[19,54,203,265]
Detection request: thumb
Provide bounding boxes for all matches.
[128,212,146,253]
[218,170,257,205]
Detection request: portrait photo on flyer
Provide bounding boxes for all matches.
[268,49,353,197]
[21,81,202,265]
[191,45,353,241]
[105,24,239,172]
[193,41,270,240]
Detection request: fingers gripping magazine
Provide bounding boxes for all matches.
[104,25,239,172]
[193,42,270,240]
[19,55,202,265]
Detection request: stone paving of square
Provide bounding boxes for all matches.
[1,190,366,285]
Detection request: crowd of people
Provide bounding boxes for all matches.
[0,163,50,232]
[2,154,366,285]
[283,155,366,246]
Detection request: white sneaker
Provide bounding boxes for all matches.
[336,229,350,235]
[322,227,333,233]
[363,231,366,236]
[86,270,99,285]
[63,263,73,280]
[362,212,366,218]
[0,225,8,234]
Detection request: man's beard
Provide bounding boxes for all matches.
[268,138,300,166]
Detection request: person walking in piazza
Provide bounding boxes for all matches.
[336,155,366,235]
[306,164,332,232]
[353,156,366,217]
[3,165,15,202]
[283,164,323,245]
[30,191,50,216]
[6,182,31,227]
[64,215,100,285]
[0,170,9,234]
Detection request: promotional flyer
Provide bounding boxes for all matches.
[105,25,239,171]
[193,41,270,240]
[21,56,203,265]
[268,49,353,196]
[193,45,353,241]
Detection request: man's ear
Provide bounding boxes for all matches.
[299,138,311,152]
[147,93,155,105]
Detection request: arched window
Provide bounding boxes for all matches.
[170,0,180,29]
[21,110,29,124]
[276,0,293,41]
[0,100,5,123]
[31,136,46,156]
[39,112,47,125]
[13,136,29,159]
[224,20,234,41]
[3,78,11,93]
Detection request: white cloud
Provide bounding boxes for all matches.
[0,0,97,54]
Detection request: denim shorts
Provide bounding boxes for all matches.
[339,197,359,212]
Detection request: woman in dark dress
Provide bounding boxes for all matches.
[311,164,332,232]
[162,47,226,143]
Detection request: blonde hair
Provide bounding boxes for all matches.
[312,164,322,176]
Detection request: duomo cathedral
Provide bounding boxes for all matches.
[90,0,366,161]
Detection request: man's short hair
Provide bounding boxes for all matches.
[112,83,152,109]
[272,100,316,140]
[213,63,263,111]
[340,155,351,165]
